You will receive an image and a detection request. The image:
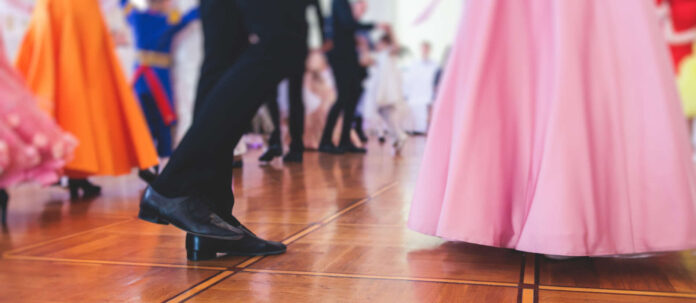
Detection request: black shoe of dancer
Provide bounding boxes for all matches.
[138,187,244,240]
[282,150,303,163]
[68,179,102,200]
[259,145,283,163]
[185,224,286,261]
[339,143,367,154]
[318,142,344,154]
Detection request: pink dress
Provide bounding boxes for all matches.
[410,0,696,256]
[0,36,75,188]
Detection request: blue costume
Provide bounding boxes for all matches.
[121,0,199,157]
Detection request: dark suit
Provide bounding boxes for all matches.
[320,0,373,147]
[153,0,306,216]
[265,0,325,152]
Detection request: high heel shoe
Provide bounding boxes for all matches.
[68,179,102,199]
[0,189,8,225]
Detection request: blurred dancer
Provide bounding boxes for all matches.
[258,0,326,164]
[657,0,696,71]
[657,0,696,137]
[682,44,696,112]
[318,0,382,154]
[120,0,199,182]
[410,0,696,257]
[16,0,159,199]
[142,0,306,260]
[0,32,76,225]
[373,33,408,154]
[351,0,373,144]
[404,42,439,135]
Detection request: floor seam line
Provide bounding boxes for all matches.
[4,218,136,256]
[166,270,237,303]
[2,254,228,271]
[538,285,696,298]
[241,268,519,288]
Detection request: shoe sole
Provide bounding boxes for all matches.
[187,248,287,261]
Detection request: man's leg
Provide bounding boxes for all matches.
[143,34,300,244]
[266,90,281,148]
[319,62,351,153]
[338,69,365,152]
[287,61,306,153]
[194,0,247,118]
[259,88,283,162]
[153,37,295,208]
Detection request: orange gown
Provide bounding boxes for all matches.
[15,0,158,177]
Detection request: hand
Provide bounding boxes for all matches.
[321,40,334,52]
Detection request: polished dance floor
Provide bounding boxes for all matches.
[1,138,695,302]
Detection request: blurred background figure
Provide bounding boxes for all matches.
[120,0,199,183]
[656,0,696,143]
[351,0,373,144]
[319,0,383,154]
[403,41,439,135]
[15,0,159,199]
[372,30,408,154]
[257,0,326,164]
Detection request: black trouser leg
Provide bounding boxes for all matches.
[287,65,305,151]
[320,63,357,146]
[153,36,298,214]
[265,89,281,147]
[194,0,247,119]
[336,69,360,146]
[320,97,343,146]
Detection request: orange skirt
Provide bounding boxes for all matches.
[15,0,158,177]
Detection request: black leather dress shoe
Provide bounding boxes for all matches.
[318,143,344,154]
[339,143,367,154]
[282,150,303,163]
[139,187,244,240]
[186,225,287,261]
[259,145,283,163]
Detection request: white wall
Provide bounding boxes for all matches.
[392,0,463,65]
[353,0,463,65]
[316,0,462,65]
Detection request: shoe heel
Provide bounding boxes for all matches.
[138,205,169,225]
[187,249,217,261]
[0,190,8,225]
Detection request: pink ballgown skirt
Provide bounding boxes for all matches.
[0,36,76,188]
[409,0,696,256]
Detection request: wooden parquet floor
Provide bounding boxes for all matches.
[1,138,695,302]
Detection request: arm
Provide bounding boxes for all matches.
[168,8,200,34]
[120,0,135,22]
[310,0,327,44]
